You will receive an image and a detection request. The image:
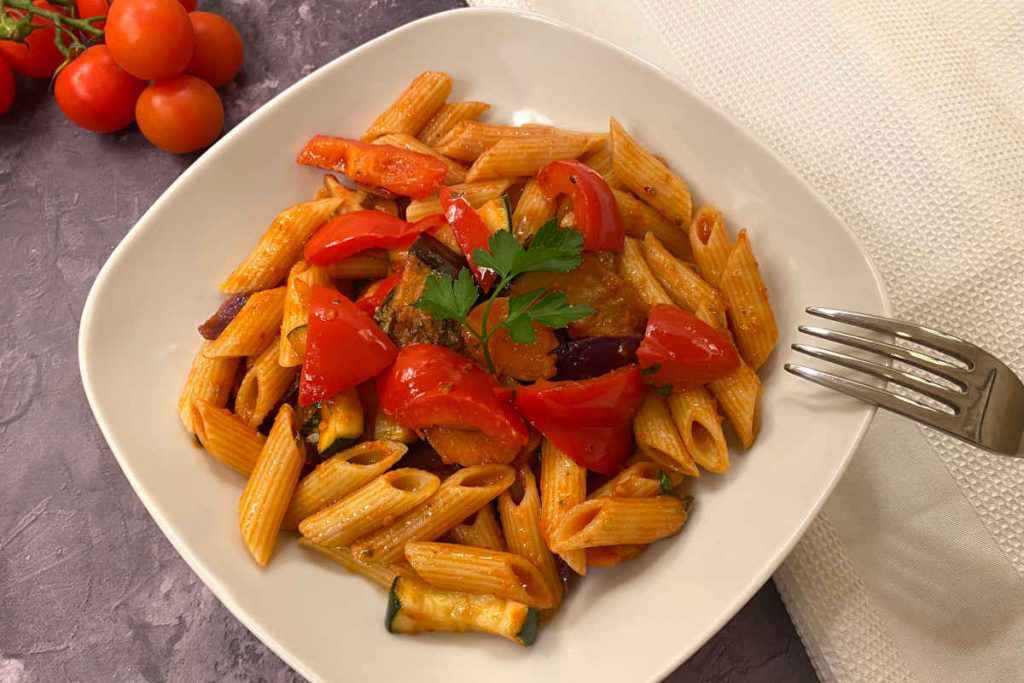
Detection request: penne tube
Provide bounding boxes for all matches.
[351,464,515,565]
[203,287,286,358]
[363,70,452,141]
[234,338,298,428]
[609,117,692,226]
[640,232,724,315]
[178,342,239,433]
[695,304,761,447]
[321,174,370,211]
[280,260,332,367]
[633,393,699,477]
[282,440,407,529]
[192,399,265,476]
[418,100,491,147]
[590,460,664,500]
[668,387,730,473]
[298,538,416,590]
[511,178,557,243]
[450,503,505,551]
[465,134,597,182]
[689,206,732,287]
[436,121,560,161]
[619,237,673,311]
[299,468,440,549]
[372,133,468,184]
[405,541,556,609]
[718,230,778,370]
[580,139,625,188]
[586,544,646,568]
[613,189,691,259]
[539,440,587,576]
[549,497,687,552]
[220,198,341,293]
[238,405,304,566]
[404,179,513,223]
[323,250,390,280]
[498,467,563,607]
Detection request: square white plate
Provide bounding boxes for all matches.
[79,8,889,682]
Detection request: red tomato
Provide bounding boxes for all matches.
[636,304,740,388]
[377,344,529,453]
[178,0,197,9]
[537,159,625,252]
[0,1,66,79]
[514,366,646,474]
[296,135,447,199]
[0,56,13,115]
[439,188,497,290]
[135,75,223,153]
[186,11,242,87]
[55,45,146,133]
[299,286,397,406]
[303,211,430,266]
[355,269,403,316]
[105,0,194,80]
[75,0,109,26]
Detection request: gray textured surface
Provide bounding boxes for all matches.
[0,1,818,681]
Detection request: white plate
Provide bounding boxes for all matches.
[79,8,888,683]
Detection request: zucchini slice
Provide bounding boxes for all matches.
[477,195,512,234]
[386,577,539,646]
[317,388,364,455]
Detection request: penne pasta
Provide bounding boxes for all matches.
[511,178,557,243]
[279,260,333,367]
[718,230,778,370]
[282,440,407,529]
[372,133,468,185]
[539,440,587,576]
[192,399,265,476]
[436,121,559,161]
[363,70,452,141]
[405,541,556,609]
[498,467,563,607]
[549,497,687,552]
[633,393,699,477]
[689,206,732,287]
[238,405,304,566]
[351,464,515,565]
[234,338,298,428]
[203,287,286,358]
[590,460,664,500]
[619,236,673,311]
[323,250,390,280]
[220,198,341,293]
[640,232,724,315]
[580,139,624,189]
[418,100,491,147]
[609,117,692,226]
[405,179,513,223]
[178,342,239,433]
[586,544,646,568]
[299,538,416,590]
[668,387,730,473]
[450,504,505,551]
[465,134,596,182]
[695,304,762,447]
[299,468,440,548]
[321,174,370,211]
[614,189,691,259]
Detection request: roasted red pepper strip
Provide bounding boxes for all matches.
[637,304,740,388]
[378,344,529,451]
[299,286,398,406]
[439,188,497,290]
[303,210,432,266]
[537,159,625,252]
[513,366,646,474]
[355,268,403,316]
[297,135,446,199]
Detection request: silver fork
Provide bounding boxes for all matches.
[785,307,1024,456]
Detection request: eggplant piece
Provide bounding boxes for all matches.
[408,233,466,279]
[554,336,642,380]
[376,249,465,349]
[197,293,249,340]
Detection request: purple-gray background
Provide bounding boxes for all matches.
[0,2,817,680]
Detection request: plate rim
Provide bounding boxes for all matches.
[78,7,892,682]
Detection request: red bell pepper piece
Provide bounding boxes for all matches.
[377,344,529,451]
[355,268,403,316]
[303,210,433,266]
[513,366,647,474]
[636,304,741,388]
[299,286,398,406]
[297,135,446,199]
[439,188,497,290]
[537,160,625,252]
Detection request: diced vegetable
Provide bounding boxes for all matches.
[303,210,433,266]
[407,232,466,279]
[636,304,740,388]
[375,255,463,349]
[477,195,512,234]
[316,387,364,455]
[197,293,249,339]
[440,187,498,289]
[554,335,641,380]
[462,298,558,381]
[537,160,625,252]
[297,135,446,199]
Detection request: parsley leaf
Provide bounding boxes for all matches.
[659,471,674,495]
[472,219,583,281]
[505,289,596,345]
[412,268,478,322]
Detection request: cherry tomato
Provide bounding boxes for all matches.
[0,1,66,79]
[75,0,109,27]
[186,11,243,87]
[537,160,625,252]
[636,304,740,388]
[136,75,223,153]
[0,56,13,115]
[55,45,146,133]
[178,0,197,9]
[105,0,194,80]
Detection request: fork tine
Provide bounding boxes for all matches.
[791,343,963,409]
[798,325,969,387]
[806,307,977,367]
[785,363,962,432]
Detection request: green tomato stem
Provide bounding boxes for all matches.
[4,0,104,48]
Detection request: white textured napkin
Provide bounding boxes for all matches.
[468,1,1024,680]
